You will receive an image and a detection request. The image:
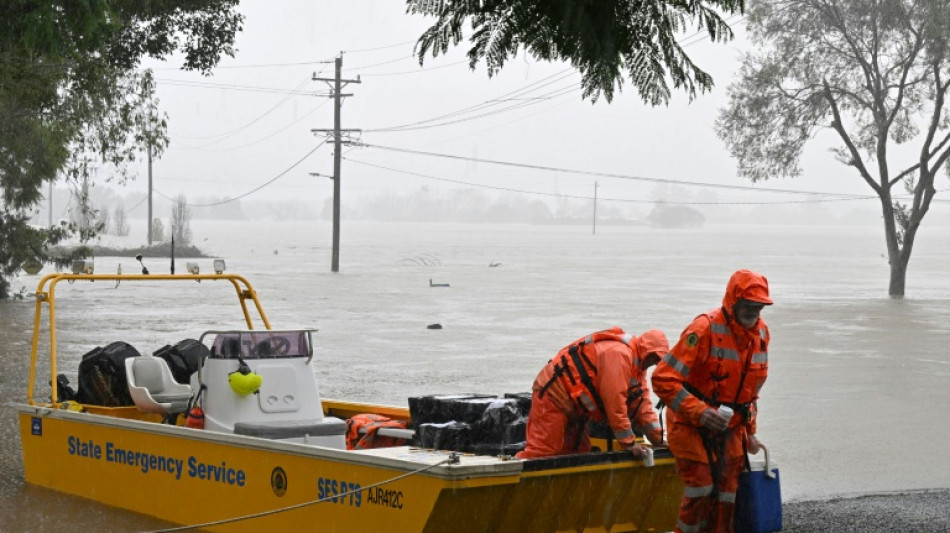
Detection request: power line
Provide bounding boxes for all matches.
[171,100,331,152]
[170,76,316,147]
[348,54,414,70]
[358,59,470,76]
[364,69,577,132]
[418,87,579,147]
[356,143,867,198]
[678,16,746,48]
[145,56,337,70]
[155,140,328,207]
[344,157,880,205]
[367,84,579,133]
[155,78,328,97]
[344,40,417,53]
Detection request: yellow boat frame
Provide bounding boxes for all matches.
[17,272,683,532]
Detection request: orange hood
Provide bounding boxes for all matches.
[636,329,669,357]
[722,269,773,310]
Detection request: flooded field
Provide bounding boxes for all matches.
[2,219,949,530]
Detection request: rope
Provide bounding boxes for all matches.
[145,455,456,532]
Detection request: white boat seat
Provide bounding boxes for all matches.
[233,417,347,440]
[125,356,194,417]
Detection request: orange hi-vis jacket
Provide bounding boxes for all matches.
[533,327,667,447]
[652,271,771,463]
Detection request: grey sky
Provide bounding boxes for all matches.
[125,1,892,216]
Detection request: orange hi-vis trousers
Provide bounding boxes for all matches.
[515,389,590,458]
[674,456,744,533]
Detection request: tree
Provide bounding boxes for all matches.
[171,194,193,245]
[0,1,243,298]
[151,219,166,243]
[113,204,130,237]
[97,204,112,236]
[715,0,950,298]
[407,0,745,104]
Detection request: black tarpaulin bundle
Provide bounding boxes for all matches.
[409,393,530,455]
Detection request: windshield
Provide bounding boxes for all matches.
[204,330,313,360]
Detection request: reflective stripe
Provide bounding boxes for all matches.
[719,491,736,503]
[579,393,597,412]
[585,335,594,344]
[711,323,730,335]
[712,346,740,361]
[683,484,714,498]
[614,427,634,441]
[629,377,639,387]
[621,333,633,344]
[638,421,661,433]
[663,352,690,377]
[760,328,767,340]
[678,519,706,533]
[670,387,690,411]
[752,351,768,363]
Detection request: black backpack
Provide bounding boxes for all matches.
[153,339,209,385]
[75,341,140,406]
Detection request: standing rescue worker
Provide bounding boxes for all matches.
[516,327,669,459]
[652,269,772,533]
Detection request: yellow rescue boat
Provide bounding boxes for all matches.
[16,270,682,532]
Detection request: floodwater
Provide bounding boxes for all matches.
[2,219,949,531]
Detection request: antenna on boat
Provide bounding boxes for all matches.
[135,254,149,275]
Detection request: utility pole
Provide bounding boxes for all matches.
[147,145,153,246]
[312,55,360,273]
[592,181,598,235]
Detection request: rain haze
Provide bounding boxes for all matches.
[40,0,950,227]
[4,2,950,532]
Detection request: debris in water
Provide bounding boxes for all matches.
[427,323,442,330]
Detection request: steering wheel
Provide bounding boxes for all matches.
[256,336,292,357]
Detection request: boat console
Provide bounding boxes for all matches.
[196,329,347,449]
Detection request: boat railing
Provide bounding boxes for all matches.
[27,272,272,407]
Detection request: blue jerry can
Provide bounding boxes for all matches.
[734,445,782,533]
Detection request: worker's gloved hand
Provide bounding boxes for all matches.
[625,443,651,459]
[699,408,729,433]
[747,434,762,454]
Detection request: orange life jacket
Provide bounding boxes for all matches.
[539,327,638,421]
[345,414,409,450]
[687,309,769,412]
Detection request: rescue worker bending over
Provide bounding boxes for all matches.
[516,328,669,459]
[652,269,772,533]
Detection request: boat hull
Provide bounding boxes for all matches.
[18,404,682,532]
